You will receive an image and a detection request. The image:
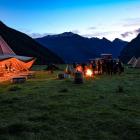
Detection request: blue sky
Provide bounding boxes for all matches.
[0,0,140,41]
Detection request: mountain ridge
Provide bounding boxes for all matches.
[36,32,128,63]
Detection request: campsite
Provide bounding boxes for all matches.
[0,27,140,140]
[0,36,140,139]
[1,0,140,140]
[0,64,140,140]
[0,25,140,140]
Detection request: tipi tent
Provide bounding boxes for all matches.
[133,57,140,68]
[127,56,137,65]
[0,36,35,73]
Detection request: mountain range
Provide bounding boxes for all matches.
[36,32,128,63]
[1,21,139,64]
[0,21,64,64]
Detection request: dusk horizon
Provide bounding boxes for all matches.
[1,0,140,41]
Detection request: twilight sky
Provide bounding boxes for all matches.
[0,0,140,41]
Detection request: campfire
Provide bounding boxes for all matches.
[85,69,93,77]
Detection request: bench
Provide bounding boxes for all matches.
[11,76,26,84]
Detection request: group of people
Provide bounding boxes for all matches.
[100,59,124,75]
[66,58,124,76]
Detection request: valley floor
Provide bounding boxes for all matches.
[0,65,140,140]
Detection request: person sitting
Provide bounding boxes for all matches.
[76,64,83,73]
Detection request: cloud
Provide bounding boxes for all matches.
[121,28,140,38]
[28,33,54,38]
[88,26,97,30]
[121,32,133,38]
[83,31,115,38]
[125,17,140,22]
[123,23,140,27]
[70,30,80,34]
[17,28,52,38]
[123,18,140,27]
[29,30,80,38]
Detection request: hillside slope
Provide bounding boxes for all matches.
[120,34,140,63]
[0,21,64,64]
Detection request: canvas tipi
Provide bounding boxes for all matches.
[0,36,35,73]
[127,56,137,65]
[133,57,140,68]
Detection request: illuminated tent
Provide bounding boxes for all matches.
[127,56,137,65]
[0,36,35,72]
[133,57,140,68]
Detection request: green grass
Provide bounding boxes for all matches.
[0,66,140,140]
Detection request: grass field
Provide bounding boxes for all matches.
[0,65,140,140]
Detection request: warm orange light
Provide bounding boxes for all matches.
[0,58,35,72]
[86,69,93,77]
[76,65,83,72]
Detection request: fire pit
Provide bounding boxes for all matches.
[85,69,94,79]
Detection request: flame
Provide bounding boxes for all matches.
[86,69,93,77]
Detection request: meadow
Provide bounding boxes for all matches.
[0,65,140,140]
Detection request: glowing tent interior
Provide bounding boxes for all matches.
[0,36,35,75]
